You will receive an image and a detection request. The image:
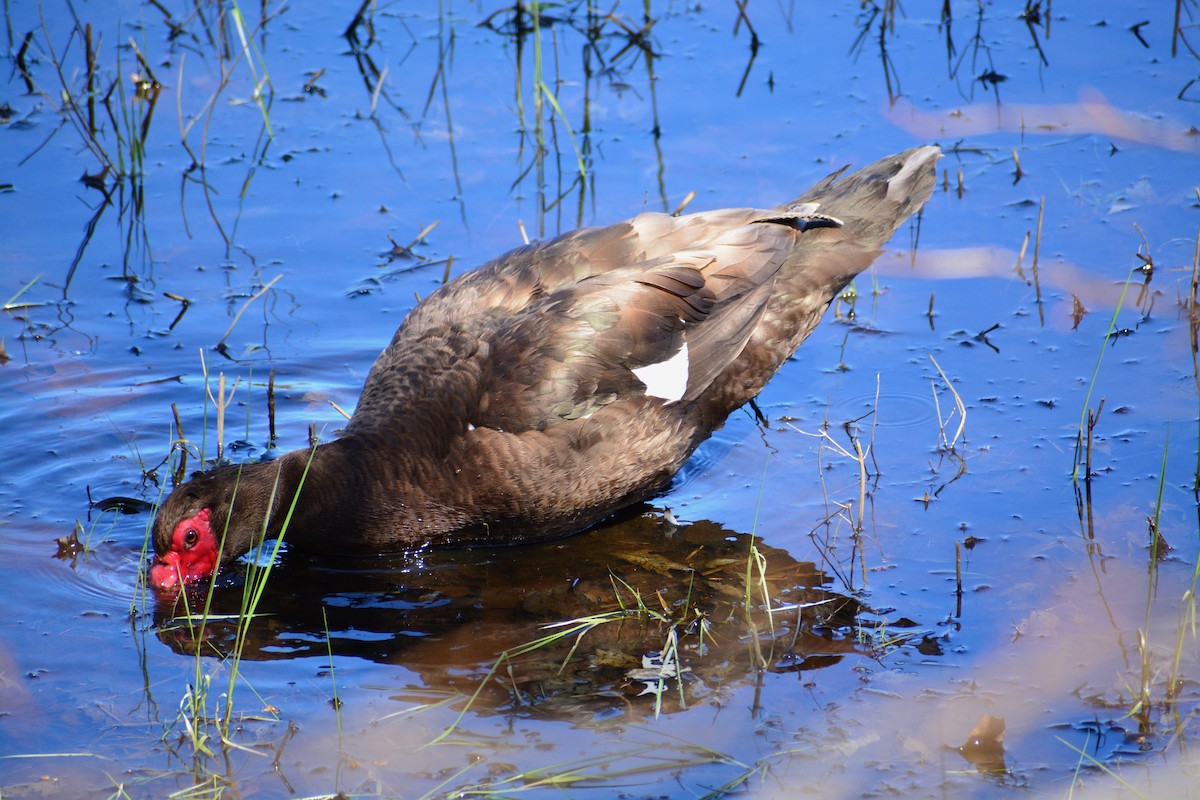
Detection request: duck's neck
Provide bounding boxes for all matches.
[252,444,326,536]
[247,435,436,555]
[209,446,314,559]
[244,439,358,548]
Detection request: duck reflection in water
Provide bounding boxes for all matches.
[154,513,893,719]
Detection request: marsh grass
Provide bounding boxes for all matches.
[852,0,904,103]
[919,357,966,456]
[1071,240,1162,541]
[1165,522,1200,711]
[438,740,757,799]
[425,607,642,746]
[1188,222,1200,493]
[174,2,281,248]
[426,576,700,748]
[214,273,282,356]
[506,1,590,236]
[1114,426,1200,750]
[227,2,275,136]
[3,273,44,311]
[50,516,103,575]
[481,2,673,231]
[139,352,317,790]
[1060,734,1150,800]
[27,5,123,175]
[528,4,587,181]
[783,390,950,653]
[22,4,165,287]
[787,408,875,536]
[415,469,878,799]
[321,608,344,740]
[1070,264,1143,484]
[16,0,284,303]
[1057,227,1200,792]
[158,488,307,773]
[784,382,884,594]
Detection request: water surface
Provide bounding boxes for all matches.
[2,2,1199,798]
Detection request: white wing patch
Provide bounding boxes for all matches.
[632,340,690,402]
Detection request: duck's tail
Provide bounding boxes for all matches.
[706,145,941,420]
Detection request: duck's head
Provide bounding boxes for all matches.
[148,465,269,591]
[150,504,218,591]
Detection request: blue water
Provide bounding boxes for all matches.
[2,2,1199,797]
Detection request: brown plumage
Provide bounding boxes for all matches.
[149,146,940,590]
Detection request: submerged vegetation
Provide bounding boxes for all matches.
[3,1,1200,798]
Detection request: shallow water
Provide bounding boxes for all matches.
[2,2,1200,798]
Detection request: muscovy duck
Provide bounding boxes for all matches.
[149,146,940,590]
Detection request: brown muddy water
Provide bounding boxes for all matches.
[2,2,1200,798]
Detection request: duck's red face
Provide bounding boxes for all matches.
[149,508,219,591]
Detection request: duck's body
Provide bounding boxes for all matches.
[150,146,940,590]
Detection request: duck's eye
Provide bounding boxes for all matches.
[183,529,198,548]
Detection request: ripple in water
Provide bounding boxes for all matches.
[827,390,938,430]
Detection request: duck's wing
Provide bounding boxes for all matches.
[397,208,776,340]
[474,219,803,432]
